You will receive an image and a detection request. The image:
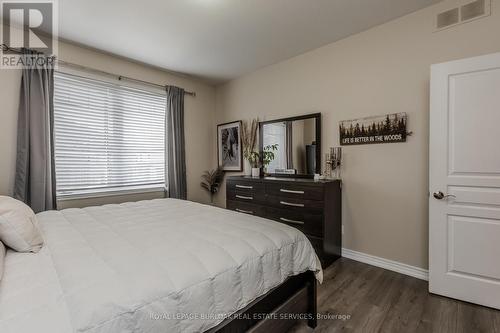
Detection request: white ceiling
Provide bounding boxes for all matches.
[56,0,440,83]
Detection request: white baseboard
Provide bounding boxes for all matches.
[341,248,429,281]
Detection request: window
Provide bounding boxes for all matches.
[262,122,287,173]
[53,71,167,198]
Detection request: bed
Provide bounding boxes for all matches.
[0,198,321,333]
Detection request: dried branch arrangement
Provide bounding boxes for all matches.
[241,118,259,161]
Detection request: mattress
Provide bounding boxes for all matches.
[0,198,321,333]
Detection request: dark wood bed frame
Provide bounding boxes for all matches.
[208,271,317,333]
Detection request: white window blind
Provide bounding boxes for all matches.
[53,71,167,198]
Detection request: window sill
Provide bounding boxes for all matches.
[57,185,166,201]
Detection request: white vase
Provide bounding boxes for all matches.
[251,167,260,177]
[244,159,252,176]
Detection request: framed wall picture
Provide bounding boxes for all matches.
[339,112,408,145]
[217,120,243,171]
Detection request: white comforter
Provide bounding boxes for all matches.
[0,199,321,333]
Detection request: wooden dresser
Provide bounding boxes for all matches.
[226,176,341,267]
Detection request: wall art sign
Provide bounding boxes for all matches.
[339,113,407,146]
[217,120,243,171]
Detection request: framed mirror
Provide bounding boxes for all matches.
[259,113,321,177]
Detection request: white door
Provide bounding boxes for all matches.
[429,52,500,309]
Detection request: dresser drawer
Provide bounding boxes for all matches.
[227,200,263,216]
[227,179,264,194]
[265,183,324,201]
[265,207,323,238]
[266,195,323,215]
[227,189,266,205]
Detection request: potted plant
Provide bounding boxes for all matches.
[247,144,278,177]
[248,151,261,177]
[241,119,259,176]
[200,166,225,204]
[262,144,278,175]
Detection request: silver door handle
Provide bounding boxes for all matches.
[236,195,253,200]
[280,217,305,225]
[280,201,305,207]
[433,191,456,200]
[236,185,253,189]
[236,208,254,214]
[280,189,305,194]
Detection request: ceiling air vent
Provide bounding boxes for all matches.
[461,0,486,21]
[437,8,459,29]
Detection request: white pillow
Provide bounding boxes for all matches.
[0,241,5,280]
[0,196,44,252]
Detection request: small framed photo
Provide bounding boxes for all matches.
[217,121,243,171]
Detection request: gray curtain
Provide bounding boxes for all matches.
[166,86,187,199]
[14,49,56,213]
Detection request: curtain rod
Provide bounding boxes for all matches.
[58,60,196,96]
[0,44,196,97]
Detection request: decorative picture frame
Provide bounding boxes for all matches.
[217,120,243,171]
[339,112,408,145]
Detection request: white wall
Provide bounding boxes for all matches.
[0,40,216,207]
[214,0,500,269]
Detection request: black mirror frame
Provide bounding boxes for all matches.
[259,113,321,178]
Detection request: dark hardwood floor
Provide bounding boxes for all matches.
[290,258,500,333]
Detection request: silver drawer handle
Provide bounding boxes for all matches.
[280,217,305,225]
[236,195,253,200]
[236,184,253,189]
[236,208,254,214]
[280,189,305,194]
[280,201,304,207]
